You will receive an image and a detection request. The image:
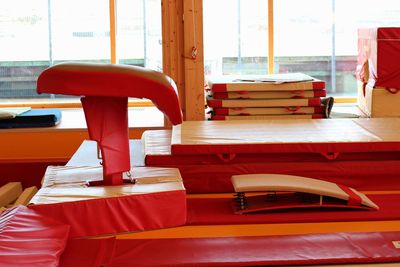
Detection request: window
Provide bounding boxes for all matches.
[204,0,400,97]
[203,0,269,76]
[0,0,162,101]
[0,0,49,99]
[2,0,400,102]
[117,0,162,70]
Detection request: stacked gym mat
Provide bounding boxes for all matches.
[206,73,330,120]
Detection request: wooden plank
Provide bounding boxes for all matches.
[162,0,205,121]
[13,186,38,206]
[268,0,274,74]
[109,0,117,64]
[183,0,205,120]
[0,108,162,162]
[162,0,186,123]
[0,182,22,207]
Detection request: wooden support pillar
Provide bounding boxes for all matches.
[162,0,205,121]
[268,0,274,74]
[109,0,117,64]
[183,0,205,120]
[162,0,185,122]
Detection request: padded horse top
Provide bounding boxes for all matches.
[37,63,183,185]
[37,63,183,125]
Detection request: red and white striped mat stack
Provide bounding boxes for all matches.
[206,73,330,120]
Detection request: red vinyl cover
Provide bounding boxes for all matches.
[143,129,400,165]
[212,106,325,115]
[60,238,117,267]
[207,97,322,108]
[210,114,324,120]
[29,166,187,237]
[0,205,70,267]
[81,96,130,184]
[37,63,183,185]
[357,27,400,90]
[186,194,400,225]
[37,63,183,125]
[177,160,400,193]
[61,232,400,266]
[142,130,400,193]
[212,89,326,99]
[30,190,187,238]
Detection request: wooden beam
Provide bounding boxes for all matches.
[0,182,22,207]
[268,0,274,74]
[13,186,38,206]
[109,0,117,64]
[183,0,205,120]
[162,0,204,121]
[162,0,185,122]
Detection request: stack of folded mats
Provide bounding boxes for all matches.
[206,73,332,120]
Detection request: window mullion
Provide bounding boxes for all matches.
[268,0,274,74]
[109,0,117,64]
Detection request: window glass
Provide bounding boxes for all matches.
[275,0,333,93]
[51,0,110,63]
[0,0,49,99]
[0,0,161,100]
[276,0,400,97]
[334,0,400,96]
[117,0,162,71]
[203,0,268,76]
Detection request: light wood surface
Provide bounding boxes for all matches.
[162,0,185,117]
[183,0,205,120]
[0,107,163,162]
[0,182,22,207]
[13,186,38,206]
[162,0,205,121]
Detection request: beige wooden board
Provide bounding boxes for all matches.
[30,166,184,205]
[171,118,400,146]
[231,174,378,209]
[0,182,22,207]
[13,186,38,206]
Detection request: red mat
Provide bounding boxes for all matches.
[178,160,400,193]
[187,194,400,225]
[61,232,400,266]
